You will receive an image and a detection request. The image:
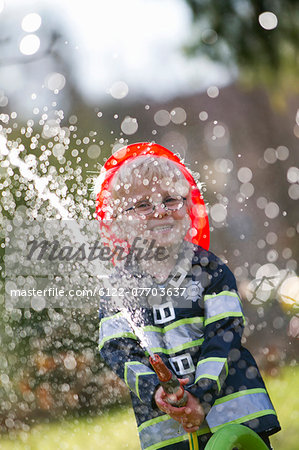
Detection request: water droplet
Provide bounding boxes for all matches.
[210,203,227,222]
[266,232,278,245]
[287,167,299,183]
[207,86,219,98]
[213,124,225,138]
[21,13,42,32]
[240,183,254,198]
[288,184,299,200]
[170,107,187,124]
[64,354,77,370]
[259,12,278,30]
[87,144,101,159]
[214,158,233,174]
[264,202,279,219]
[237,167,252,183]
[264,148,277,164]
[52,143,65,158]
[109,81,129,99]
[199,111,208,121]
[276,146,289,161]
[121,116,138,135]
[201,29,218,44]
[45,73,66,92]
[31,296,46,311]
[19,34,40,55]
[154,110,171,126]
[267,249,278,262]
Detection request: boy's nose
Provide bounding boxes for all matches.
[153,202,168,217]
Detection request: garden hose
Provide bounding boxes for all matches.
[188,431,199,450]
[205,424,270,450]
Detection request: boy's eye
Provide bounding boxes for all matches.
[135,201,152,210]
[164,197,177,205]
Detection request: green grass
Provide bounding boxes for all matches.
[0,366,298,449]
[0,407,141,450]
[264,365,299,450]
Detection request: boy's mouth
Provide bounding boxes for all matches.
[148,224,174,232]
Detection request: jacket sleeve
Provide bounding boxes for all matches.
[186,259,245,414]
[99,307,160,406]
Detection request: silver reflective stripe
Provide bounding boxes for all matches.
[99,313,136,350]
[124,362,155,400]
[195,357,228,391]
[138,415,210,450]
[204,291,244,325]
[144,318,204,355]
[206,389,276,432]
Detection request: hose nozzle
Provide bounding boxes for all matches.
[149,354,188,407]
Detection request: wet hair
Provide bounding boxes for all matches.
[110,155,190,201]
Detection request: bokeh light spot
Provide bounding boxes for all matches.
[264,147,277,164]
[259,12,278,30]
[121,117,138,135]
[110,81,129,99]
[214,158,233,174]
[45,73,66,91]
[210,203,227,222]
[207,86,219,98]
[287,167,299,183]
[87,144,101,159]
[238,167,253,183]
[21,13,42,32]
[201,29,218,45]
[276,146,289,161]
[154,110,171,126]
[288,184,299,200]
[170,107,187,124]
[19,34,40,55]
[264,202,279,219]
[199,111,208,121]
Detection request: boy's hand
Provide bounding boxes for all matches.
[154,378,205,432]
[180,392,205,433]
[154,385,187,421]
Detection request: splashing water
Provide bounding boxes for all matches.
[122,309,155,358]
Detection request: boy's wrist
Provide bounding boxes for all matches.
[185,379,218,414]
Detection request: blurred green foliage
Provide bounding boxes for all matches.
[184,0,299,101]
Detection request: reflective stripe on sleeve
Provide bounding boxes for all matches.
[195,357,228,392]
[206,388,277,432]
[138,415,210,450]
[124,362,156,400]
[137,389,276,449]
[143,317,204,356]
[204,291,244,325]
[98,312,137,350]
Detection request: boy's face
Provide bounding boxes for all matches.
[111,178,191,248]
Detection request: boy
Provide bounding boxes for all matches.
[96,142,280,449]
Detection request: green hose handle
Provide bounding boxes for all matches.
[205,424,269,449]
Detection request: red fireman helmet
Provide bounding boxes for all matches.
[95,142,209,250]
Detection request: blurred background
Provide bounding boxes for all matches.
[0,0,298,448]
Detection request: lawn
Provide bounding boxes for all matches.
[0,365,298,450]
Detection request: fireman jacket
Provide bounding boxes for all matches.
[99,242,281,450]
